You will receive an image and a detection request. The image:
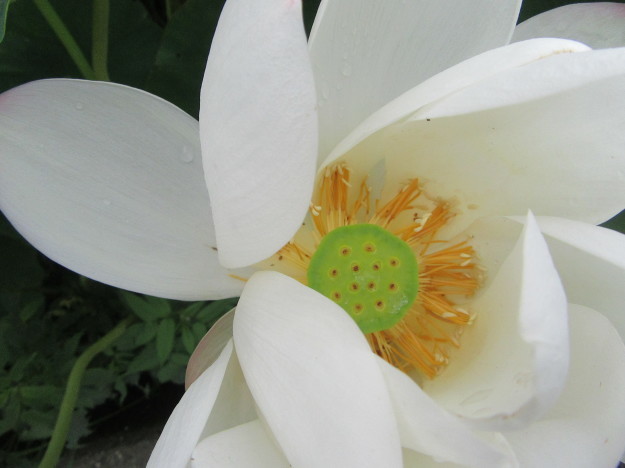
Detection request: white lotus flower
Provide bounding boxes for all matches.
[1,0,625,467]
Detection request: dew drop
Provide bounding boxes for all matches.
[75,102,84,111]
[180,146,195,163]
[102,199,111,207]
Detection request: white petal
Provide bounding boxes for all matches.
[233,271,402,468]
[0,79,247,300]
[196,347,256,442]
[425,214,569,431]
[309,0,521,160]
[200,0,317,269]
[148,341,234,468]
[323,38,589,167]
[403,448,468,468]
[377,357,518,467]
[192,420,289,468]
[462,215,625,343]
[505,304,625,468]
[513,3,625,49]
[530,217,625,342]
[335,47,625,233]
[186,309,235,389]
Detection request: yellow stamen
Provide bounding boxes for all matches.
[267,164,480,378]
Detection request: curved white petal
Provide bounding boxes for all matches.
[323,38,589,167]
[378,358,518,467]
[419,47,625,118]
[148,341,234,468]
[192,420,290,468]
[196,347,256,442]
[334,47,625,233]
[425,214,569,431]
[200,0,317,269]
[233,271,402,468]
[0,79,247,300]
[529,217,625,342]
[506,304,625,468]
[309,0,521,159]
[186,309,235,389]
[513,3,625,49]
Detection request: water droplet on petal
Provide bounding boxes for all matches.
[180,146,194,163]
[75,102,84,111]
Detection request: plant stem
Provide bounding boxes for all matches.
[91,0,111,81]
[38,317,133,468]
[33,0,96,80]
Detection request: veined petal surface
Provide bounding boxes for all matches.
[148,341,234,468]
[0,79,244,300]
[505,304,625,468]
[324,38,589,166]
[513,3,625,49]
[200,0,317,269]
[425,214,569,431]
[309,0,521,159]
[336,47,625,234]
[233,271,402,468]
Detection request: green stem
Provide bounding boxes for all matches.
[33,0,96,80]
[91,0,111,81]
[38,317,133,468]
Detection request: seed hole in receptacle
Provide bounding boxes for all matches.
[367,282,377,291]
[333,291,342,300]
[363,243,376,253]
[340,246,352,256]
[329,268,339,278]
[372,261,381,271]
[389,282,398,292]
[353,303,364,314]
[351,264,360,272]
[389,257,400,267]
[375,300,385,310]
[350,283,359,291]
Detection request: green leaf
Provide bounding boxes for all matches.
[191,321,208,342]
[19,385,63,408]
[156,318,176,363]
[145,0,222,117]
[196,298,237,324]
[126,344,159,375]
[18,297,43,322]
[144,296,172,318]
[180,325,196,354]
[135,321,158,346]
[179,301,205,319]
[120,291,156,322]
[0,0,10,44]
[601,209,625,235]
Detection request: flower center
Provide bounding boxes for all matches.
[268,163,481,378]
[307,224,419,334]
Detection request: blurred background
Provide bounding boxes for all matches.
[1,0,624,466]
